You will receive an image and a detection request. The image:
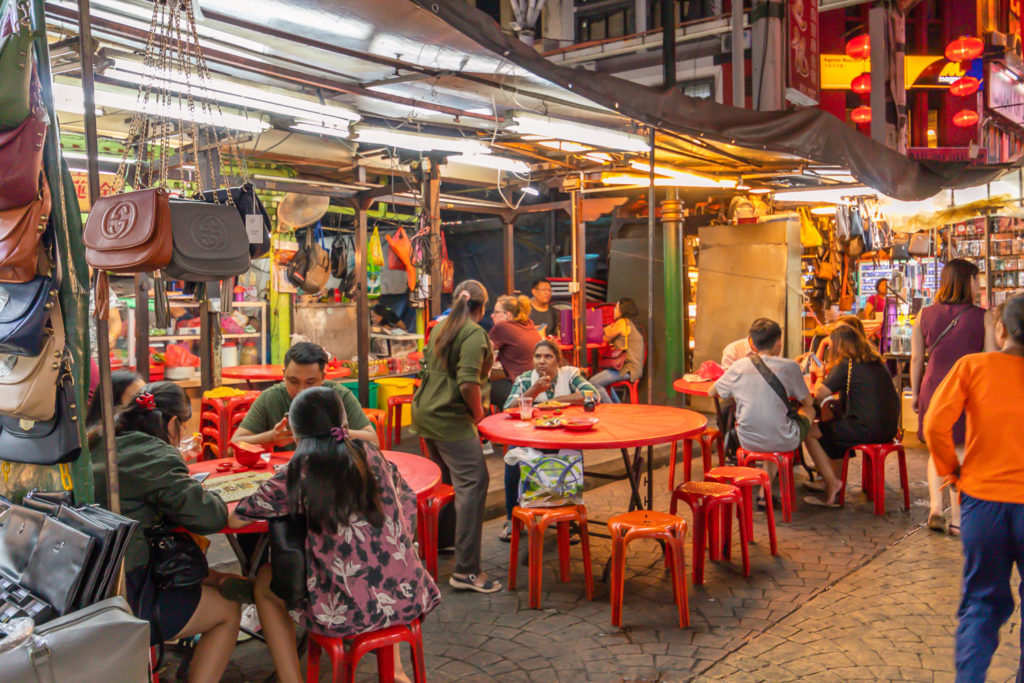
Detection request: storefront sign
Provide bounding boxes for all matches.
[786,0,819,106]
[820,55,965,90]
[70,171,118,211]
[988,62,1024,125]
[908,147,988,163]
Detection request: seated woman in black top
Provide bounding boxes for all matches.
[805,325,900,507]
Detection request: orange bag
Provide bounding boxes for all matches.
[384,227,416,291]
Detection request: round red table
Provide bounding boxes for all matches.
[220,364,352,385]
[672,378,714,397]
[478,404,706,511]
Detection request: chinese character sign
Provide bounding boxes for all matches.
[787,0,819,106]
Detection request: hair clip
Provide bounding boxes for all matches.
[135,393,156,411]
[329,426,348,442]
[457,290,471,301]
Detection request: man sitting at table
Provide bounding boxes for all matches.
[720,336,754,369]
[528,277,559,338]
[710,318,814,484]
[232,341,378,450]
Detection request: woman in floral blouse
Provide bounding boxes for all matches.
[230,386,440,683]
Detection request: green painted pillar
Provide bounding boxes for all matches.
[661,198,685,406]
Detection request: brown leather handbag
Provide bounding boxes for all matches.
[0,105,46,211]
[0,174,50,283]
[83,187,173,273]
[0,300,63,422]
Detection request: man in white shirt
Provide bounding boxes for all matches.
[720,336,754,369]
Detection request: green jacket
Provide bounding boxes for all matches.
[412,318,492,442]
[93,432,227,571]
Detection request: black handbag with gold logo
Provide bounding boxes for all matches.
[162,199,250,282]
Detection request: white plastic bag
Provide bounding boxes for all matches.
[504,447,584,507]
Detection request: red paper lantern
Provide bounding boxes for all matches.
[952,109,980,128]
[846,34,871,60]
[945,36,984,62]
[851,105,872,124]
[949,76,981,97]
[851,72,871,95]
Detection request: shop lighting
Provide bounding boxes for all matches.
[845,34,870,61]
[290,122,353,138]
[748,188,772,194]
[584,152,613,163]
[773,187,874,203]
[949,76,981,97]
[521,186,540,196]
[353,126,490,155]
[525,137,594,154]
[735,184,751,190]
[851,105,872,124]
[446,154,530,174]
[810,206,836,216]
[628,161,737,188]
[508,112,648,152]
[851,73,871,95]
[602,173,736,189]
[62,150,135,165]
[952,109,980,128]
[945,36,984,63]
[199,0,374,41]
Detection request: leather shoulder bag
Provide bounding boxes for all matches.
[268,515,308,608]
[163,198,250,282]
[0,105,46,211]
[287,225,329,294]
[83,187,173,273]
[909,231,933,257]
[0,299,63,421]
[0,22,36,131]
[0,173,50,283]
[20,514,96,615]
[747,352,803,421]
[0,365,81,465]
[0,274,57,356]
[197,183,271,258]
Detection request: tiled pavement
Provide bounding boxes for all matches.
[199,435,1020,682]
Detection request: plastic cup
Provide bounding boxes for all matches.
[519,396,534,421]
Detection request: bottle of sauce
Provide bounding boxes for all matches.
[239,341,259,366]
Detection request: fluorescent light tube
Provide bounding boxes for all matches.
[353,126,490,155]
[446,154,529,174]
[290,122,352,138]
[773,187,875,203]
[628,161,737,188]
[509,112,648,152]
[61,150,135,164]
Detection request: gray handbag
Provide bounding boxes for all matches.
[0,596,150,683]
[163,199,250,282]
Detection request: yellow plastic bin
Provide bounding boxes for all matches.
[376,377,417,428]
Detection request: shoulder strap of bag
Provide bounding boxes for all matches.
[747,352,794,412]
[927,308,971,357]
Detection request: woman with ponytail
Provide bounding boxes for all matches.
[93,381,239,683]
[230,386,439,683]
[412,279,501,593]
[489,293,542,408]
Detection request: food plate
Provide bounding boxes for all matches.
[532,416,565,429]
[536,400,570,410]
[563,417,599,431]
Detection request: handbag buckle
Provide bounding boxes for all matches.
[0,355,16,377]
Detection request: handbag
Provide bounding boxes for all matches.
[440,232,454,294]
[20,514,95,615]
[819,359,851,422]
[197,183,271,258]
[0,367,81,465]
[0,105,46,211]
[598,346,626,371]
[909,231,933,257]
[0,300,63,421]
[891,233,911,260]
[143,525,208,590]
[0,20,36,131]
[163,198,251,282]
[0,504,45,582]
[0,173,50,283]
[83,187,173,273]
[268,515,307,608]
[0,274,57,356]
[384,227,416,291]
[287,224,329,294]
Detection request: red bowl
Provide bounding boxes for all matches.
[563,417,599,431]
[505,408,522,419]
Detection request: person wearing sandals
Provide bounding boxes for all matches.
[911,259,987,535]
[228,387,440,683]
[497,340,600,541]
[412,280,501,593]
[803,325,900,507]
[923,294,1024,682]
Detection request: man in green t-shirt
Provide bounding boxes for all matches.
[232,341,377,450]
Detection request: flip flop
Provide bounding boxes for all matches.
[449,574,502,593]
[927,513,948,533]
[804,494,840,508]
[948,524,961,537]
[800,480,827,493]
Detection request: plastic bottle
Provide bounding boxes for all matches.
[239,341,259,366]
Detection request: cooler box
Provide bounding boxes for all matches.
[341,379,378,410]
[376,377,417,427]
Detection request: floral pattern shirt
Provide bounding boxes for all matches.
[235,443,441,636]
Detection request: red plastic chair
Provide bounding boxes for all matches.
[385,395,413,449]
[305,619,426,683]
[670,481,749,584]
[417,483,454,580]
[509,505,594,609]
[363,409,386,446]
[607,378,639,404]
[150,646,160,683]
[225,393,258,428]
[705,466,778,556]
[607,510,689,629]
[839,441,910,515]
[668,427,724,491]
[737,448,799,522]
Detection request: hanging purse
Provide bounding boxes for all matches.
[891,233,910,260]
[268,515,307,608]
[0,365,81,465]
[0,17,36,131]
[163,198,251,282]
[0,274,57,356]
[84,187,173,273]
[0,300,63,421]
[0,173,50,283]
[909,231,933,257]
[197,183,271,259]
[0,104,46,211]
[287,224,330,294]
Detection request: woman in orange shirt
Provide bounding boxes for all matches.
[923,294,1024,682]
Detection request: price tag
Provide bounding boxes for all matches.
[245,214,263,244]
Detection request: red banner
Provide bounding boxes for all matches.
[786,0,819,106]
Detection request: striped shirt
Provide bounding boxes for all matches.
[504,367,599,410]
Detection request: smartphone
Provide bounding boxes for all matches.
[191,471,211,483]
[808,354,822,368]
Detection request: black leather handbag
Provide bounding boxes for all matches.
[0,505,45,582]
[891,234,911,260]
[197,183,271,258]
[20,514,95,615]
[143,525,208,590]
[163,199,251,282]
[268,515,307,608]
[0,370,81,465]
[0,274,57,356]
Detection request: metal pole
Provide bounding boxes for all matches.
[355,166,370,406]
[503,220,515,294]
[732,0,745,107]
[570,191,585,369]
[662,194,684,406]
[646,129,655,405]
[424,162,442,317]
[661,0,676,87]
[134,275,149,379]
[869,5,888,145]
[78,0,120,513]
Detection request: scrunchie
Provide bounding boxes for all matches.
[457,290,471,302]
[135,393,156,411]
[329,426,348,442]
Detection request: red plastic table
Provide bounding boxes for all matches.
[478,404,706,511]
[556,342,608,371]
[672,378,714,397]
[220,364,352,387]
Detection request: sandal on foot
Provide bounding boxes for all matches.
[449,573,502,593]
[804,495,840,508]
[927,513,948,533]
[948,524,961,537]
[220,577,255,604]
[498,521,512,542]
[800,480,826,493]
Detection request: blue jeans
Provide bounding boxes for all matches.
[590,368,630,403]
[956,492,1024,683]
[504,463,520,520]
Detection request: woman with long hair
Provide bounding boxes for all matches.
[590,297,645,403]
[803,325,900,507]
[85,369,144,432]
[489,294,542,408]
[924,294,1024,681]
[411,280,500,593]
[230,387,440,683]
[911,259,987,535]
[93,382,239,683]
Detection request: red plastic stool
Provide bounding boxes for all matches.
[608,379,640,404]
[607,510,689,628]
[705,466,778,556]
[839,441,910,514]
[150,646,160,683]
[670,481,749,584]
[363,408,386,446]
[385,395,413,448]
[668,427,724,490]
[509,505,594,609]
[417,482,454,579]
[306,619,426,683]
[737,448,798,522]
